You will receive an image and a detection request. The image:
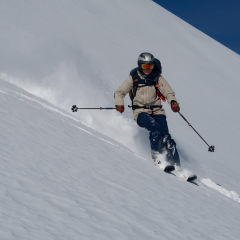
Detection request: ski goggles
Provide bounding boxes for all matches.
[141,63,154,70]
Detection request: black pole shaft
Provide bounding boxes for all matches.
[71,105,116,112]
[76,108,116,110]
[178,112,211,148]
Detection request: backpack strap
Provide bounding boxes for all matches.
[129,68,139,102]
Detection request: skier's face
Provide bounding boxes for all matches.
[142,68,152,75]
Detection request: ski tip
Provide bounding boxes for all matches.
[164,165,175,172]
[187,175,197,182]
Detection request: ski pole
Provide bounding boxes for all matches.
[71,105,115,112]
[178,112,215,152]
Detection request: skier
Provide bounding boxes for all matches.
[114,52,181,168]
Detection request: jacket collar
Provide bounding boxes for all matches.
[137,68,161,81]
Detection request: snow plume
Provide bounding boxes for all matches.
[0,61,151,158]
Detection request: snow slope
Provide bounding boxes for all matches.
[0,0,240,239]
[0,78,240,240]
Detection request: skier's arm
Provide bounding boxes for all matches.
[114,76,133,106]
[158,76,179,106]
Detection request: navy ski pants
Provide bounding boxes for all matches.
[137,113,180,166]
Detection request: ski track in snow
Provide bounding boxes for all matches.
[201,179,240,203]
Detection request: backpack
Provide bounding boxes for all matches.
[129,58,166,103]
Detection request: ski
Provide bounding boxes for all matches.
[174,173,198,184]
[186,174,197,182]
[163,165,175,172]
[155,160,197,183]
[162,167,198,184]
[154,158,175,173]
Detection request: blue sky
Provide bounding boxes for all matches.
[153,0,240,55]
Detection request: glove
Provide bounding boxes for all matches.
[116,105,124,113]
[171,101,180,113]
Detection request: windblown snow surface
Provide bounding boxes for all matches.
[0,0,240,239]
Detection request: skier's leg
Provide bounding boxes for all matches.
[151,114,169,135]
[153,115,181,166]
[137,113,165,159]
[162,134,181,166]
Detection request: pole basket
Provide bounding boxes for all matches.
[71,105,78,112]
[208,146,215,152]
